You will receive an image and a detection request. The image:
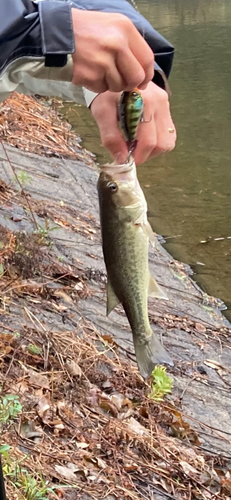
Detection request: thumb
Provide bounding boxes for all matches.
[90,92,128,163]
[100,129,128,164]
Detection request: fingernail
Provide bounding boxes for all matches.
[113,152,128,164]
[138,83,148,91]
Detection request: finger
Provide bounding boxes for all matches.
[152,97,176,156]
[126,22,155,86]
[135,88,176,163]
[116,48,147,91]
[102,131,128,163]
[105,64,125,93]
[91,97,128,163]
[133,116,157,165]
[72,62,108,93]
[130,39,154,88]
[153,122,176,157]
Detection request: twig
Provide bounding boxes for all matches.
[0,140,38,230]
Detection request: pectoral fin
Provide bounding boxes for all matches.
[134,216,157,249]
[143,221,157,248]
[107,278,121,315]
[148,274,168,300]
[134,212,146,225]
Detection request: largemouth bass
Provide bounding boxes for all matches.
[97,158,173,378]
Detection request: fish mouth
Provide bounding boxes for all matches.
[99,158,137,186]
[99,157,135,177]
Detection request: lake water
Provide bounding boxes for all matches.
[63,0,231,321]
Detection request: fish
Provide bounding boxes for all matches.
[97,157,173,378]
[119,88,144,153]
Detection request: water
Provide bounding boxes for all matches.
[62,0,231,321]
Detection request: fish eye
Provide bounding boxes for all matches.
[107,181,118,193]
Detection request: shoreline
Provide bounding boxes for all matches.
[0,95,231,499]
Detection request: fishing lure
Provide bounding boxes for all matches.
[119,88,144,155]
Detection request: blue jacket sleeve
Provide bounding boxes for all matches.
[0,0,74,76]
[0,0,174,88]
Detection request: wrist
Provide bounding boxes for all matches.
[38,1,75,67]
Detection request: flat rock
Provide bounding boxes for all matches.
[1,143,231,498]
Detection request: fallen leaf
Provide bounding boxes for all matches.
[37,395,51,423]
[124,463,139,472]
[195,322,207,333]
[96,457,107,470]
[54,465,78,481]
[221,478,231,495]
[180,461,199,476]
[98,396,118,417]
[204,359,230,373]
[65,359,82,377]
[110,393,131,411]
[54,290,73,303]
[27,369,50,390]
[125,417,149,437]
[76,442,89,449]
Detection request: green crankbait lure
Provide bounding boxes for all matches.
[119,87,144,154]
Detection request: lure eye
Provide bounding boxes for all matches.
[107,181,118,193]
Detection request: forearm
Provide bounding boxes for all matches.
[72,1,174,82]
[0,0,74,76]
[0,0,174,104]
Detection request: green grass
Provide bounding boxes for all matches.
[3,456,53,500]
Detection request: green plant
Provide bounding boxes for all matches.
[3,459,53,500]
[13,332,21,338]
[0,391,22,424]
[148,366,173,402]
[35,220,59,244]
[27,343,41,355]
[14,170,32,187]
[16,470,52,500]
[0,444,11,456]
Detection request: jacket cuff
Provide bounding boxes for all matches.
[38,1,75,67]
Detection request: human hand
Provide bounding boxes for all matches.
[71,9,154,93]
[90,81,176,165]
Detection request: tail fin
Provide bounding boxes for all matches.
[133,332,173,379]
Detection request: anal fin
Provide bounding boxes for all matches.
[148,273,168,300]
[107,278,121,315]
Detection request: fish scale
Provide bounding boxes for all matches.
[98,158,173,378]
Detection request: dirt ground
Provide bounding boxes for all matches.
[0,95,231,500]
